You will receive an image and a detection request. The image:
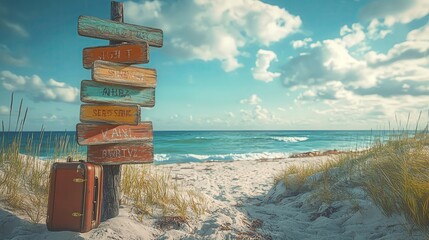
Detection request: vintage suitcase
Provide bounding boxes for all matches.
[46,159,103,232]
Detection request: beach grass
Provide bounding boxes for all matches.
[121,165,207,222]
[274,125,429,232]
[0,94,76,223]
[364,129,429,230]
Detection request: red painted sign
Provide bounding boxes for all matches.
[83,43,149,69]
[87,142,153,165]
[76,122,152,146]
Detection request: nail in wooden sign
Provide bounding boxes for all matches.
[92,60,156,88]
[76,122,153,146]
[80,104,140,125]
[80,80,155,107]
[87,142,153,165]
[83,43,149,69]
[78,15,163,47]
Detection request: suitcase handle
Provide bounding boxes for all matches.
[67,156,86,163]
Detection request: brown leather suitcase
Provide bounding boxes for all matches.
[46,160,103,232]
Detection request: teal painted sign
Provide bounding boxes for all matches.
[80,80,155,107]
[78,15,163,47]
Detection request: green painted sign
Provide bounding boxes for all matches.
[78,15,163,47]
[80,80,155,107]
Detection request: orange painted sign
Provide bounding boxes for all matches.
[92,60,156,88]
[80,104,140,125]
[76,122,153,146]
[87,142,153,165]
[83,43,149,69]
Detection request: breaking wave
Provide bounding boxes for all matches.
[271,136,309,143]
[154,152,290,164]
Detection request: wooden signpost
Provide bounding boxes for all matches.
[80,104,141,125]
[80,80,155,107]
[76,1,163,221]
[92,60,156,88]
[76,122,152,145]
[83,43,149,69]
[78,15,163,47]
[87,142,153,165]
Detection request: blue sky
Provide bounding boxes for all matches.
[0,0,428,131]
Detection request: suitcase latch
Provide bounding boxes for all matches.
[72,212,84,217]
[73,178,86,183]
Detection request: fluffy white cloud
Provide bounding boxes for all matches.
[367,19,391,40]
[297,81,352,101]
[239,94,279,124]
[407,23,429,41]
[240,105,276,123]
[340,23,365,48]
[291,38,312,49]
[251,49,281,82]
[366,41,429,68]
[125,0,301,72]
[310,41,322,48]
[298,81,429,125]
[284,39,372,88]
[364,24,429,84]
[240,94,261,105]
[360,0,429,26]
[0,71,79,103]
[285,20,429,123]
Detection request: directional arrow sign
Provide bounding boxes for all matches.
[78,15,163,47]
[92,60,156,88]
[80,80,155,107]
[87,142,153,165]
[80,104,140,125]
[76,122,153,146]
[83,43,149,69]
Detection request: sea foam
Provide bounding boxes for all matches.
[154,152,290,164]
[271,136,309,143]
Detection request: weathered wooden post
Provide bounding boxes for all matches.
[76,1,163,221]
[102,1,124,221]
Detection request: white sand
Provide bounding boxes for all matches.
[0,155,426,239]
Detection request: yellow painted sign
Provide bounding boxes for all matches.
[80,104,140,125]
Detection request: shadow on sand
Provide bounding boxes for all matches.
[0,208,83,240]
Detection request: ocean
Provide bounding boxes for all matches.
[0,130,394,164]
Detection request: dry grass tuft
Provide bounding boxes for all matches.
[274,163,322,193]
[121,165,208,222]
[364,132,429,230]
[0,94,82,223]
[274,122,429,232]
[0,138,54,223]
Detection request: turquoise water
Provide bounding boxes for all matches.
[0,130,394,164]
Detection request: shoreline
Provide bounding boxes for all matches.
[26,149,346,164]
